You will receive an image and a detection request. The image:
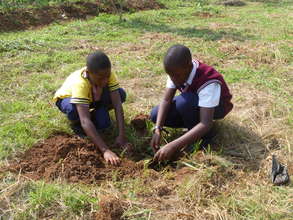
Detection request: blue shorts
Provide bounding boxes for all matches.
[56,88,126,130]
[150,92,224,130]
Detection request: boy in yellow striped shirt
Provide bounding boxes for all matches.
[53,51,127,165]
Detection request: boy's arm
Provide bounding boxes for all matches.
[110,90,126,146]
[76,104,120,165]
[154,107,214,161]
[150,88,176,151]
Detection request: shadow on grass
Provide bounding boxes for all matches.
[125,118,268,171]
[210,120,268,171]
[109,17,255,41]
[248,0,292,7]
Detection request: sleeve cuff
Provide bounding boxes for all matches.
[109,84,120,91]
[70,97,90,105]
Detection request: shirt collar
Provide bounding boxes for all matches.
[81,67,88,79]
[184,60,199,86]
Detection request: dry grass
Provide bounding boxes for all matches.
[118,72,293,219]
[1,2,293,218]
[1,33,292,218]
[69,31,293,219]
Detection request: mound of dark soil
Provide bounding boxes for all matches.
[130,114,149,132]
[0,0,164,32]
[5,133,145,184]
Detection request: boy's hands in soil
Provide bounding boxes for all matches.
[150,130,161,152]
[103,150,120,165]
[154,144,177,162]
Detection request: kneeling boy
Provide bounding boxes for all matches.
[53,51,127,165]
[150,45,233,161]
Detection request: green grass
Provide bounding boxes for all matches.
[0,177,98,219]
[0,0,293,219]
[0,0,83,11]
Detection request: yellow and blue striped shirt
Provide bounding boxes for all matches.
[53,67,119,105]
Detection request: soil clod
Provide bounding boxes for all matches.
[96,196,126,220]
[156,184,172,197]
[131,114,149,131]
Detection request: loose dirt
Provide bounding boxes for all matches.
[3,113,164,184]
[95,196,127,220]
[0,0,164,32]
[130,114,149,134]
[5,133,145,184]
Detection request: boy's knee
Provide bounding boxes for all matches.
[175,92,198,109]
[66,104,79,121]
[57,98,80,121]
[118,88,127,103]
[96,119,111,130]
[92,108,111,130]
[150,106,159,123]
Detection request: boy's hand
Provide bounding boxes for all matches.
[154,144,177,162]
[115,135,127,147]
[103,150,120,165]
[150,130,161,152]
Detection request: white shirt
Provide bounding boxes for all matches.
[166,60,221,108]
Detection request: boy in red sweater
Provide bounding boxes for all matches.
[150,45,233,161]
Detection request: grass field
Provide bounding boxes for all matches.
[0,0,293,219]
[0,0,79,10]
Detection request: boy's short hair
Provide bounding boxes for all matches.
[164,44,192,69]
[86,50,111,74]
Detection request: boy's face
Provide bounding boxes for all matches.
[165,63,192,87]
[88,68,111,87]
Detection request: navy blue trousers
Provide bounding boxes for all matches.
[56,88,126,130]
[150,92,224,130]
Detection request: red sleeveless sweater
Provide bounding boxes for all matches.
[183,61,233,117]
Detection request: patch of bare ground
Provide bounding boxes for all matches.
[2,133,146,184]
[0,0,164,32]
